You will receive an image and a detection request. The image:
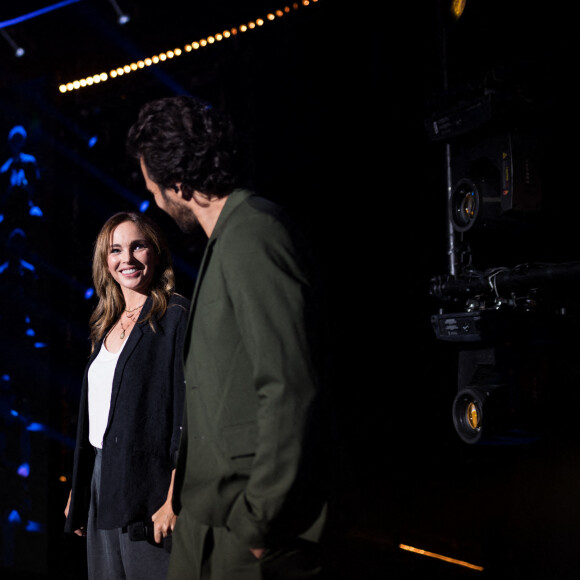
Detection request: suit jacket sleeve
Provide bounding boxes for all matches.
[220,212,325,548]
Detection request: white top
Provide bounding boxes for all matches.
[87,340,127,448]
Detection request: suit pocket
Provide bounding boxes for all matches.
[222,423,257,471]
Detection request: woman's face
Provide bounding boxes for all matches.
[107,220,157,297]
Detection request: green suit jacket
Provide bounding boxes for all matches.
[173,189,327,550]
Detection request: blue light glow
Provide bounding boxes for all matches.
[21,260,36,273]
[34,342,48,349]
[26,328,36,337]
[0,0,83,29]
[139,200,150,213]
[26,521,44,533]
[17,463,30,477]
[84,287,94,300]
[88,136,98,148]
[8,510,21,523]
[27,422,46,432]
[29,205,43,217]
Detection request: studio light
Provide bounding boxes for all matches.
[60,0,320,93]
[450,0,467,20]
[451,178,478,232]
[452,348,512,444]
[450,133,541,234]
[0,29,25,58]
[108,0,130,25]
[452,383,515,444]
[450,176,499,232]
[452,386,489,444]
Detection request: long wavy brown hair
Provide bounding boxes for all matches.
[89,211,175,348]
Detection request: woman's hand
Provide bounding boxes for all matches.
[64,490,86,536]
[151,500,177,544]
[64,489,72,518]
[151,469,177,544]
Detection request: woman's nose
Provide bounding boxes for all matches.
[120,249,135,262]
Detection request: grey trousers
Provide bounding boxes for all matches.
[87,448,170,580]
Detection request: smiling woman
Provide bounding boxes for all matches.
[106,220,157,305]
[64,211,190,579]
[102,220,159,352]
[89,212,176,347]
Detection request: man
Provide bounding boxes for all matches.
[127,96,328,579]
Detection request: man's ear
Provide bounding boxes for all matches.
[173,183,193,201]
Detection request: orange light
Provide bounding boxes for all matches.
[399,544,484,572]
[451,0,467,20]
[58,0,321,93]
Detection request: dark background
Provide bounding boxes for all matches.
[0,1,577,578]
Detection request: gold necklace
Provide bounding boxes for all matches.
[119,317,129,340]
[119,303,144,339]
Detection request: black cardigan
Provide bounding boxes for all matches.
[65,293,190,532]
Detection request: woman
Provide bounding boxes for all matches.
[64,211,189,579]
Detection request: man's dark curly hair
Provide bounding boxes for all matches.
[127,96,241,199]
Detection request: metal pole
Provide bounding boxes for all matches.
[437,0,457,276]
[445,142,457,276]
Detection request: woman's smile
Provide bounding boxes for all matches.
[107,221,157,298]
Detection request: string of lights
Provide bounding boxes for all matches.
[58,0,319,94]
